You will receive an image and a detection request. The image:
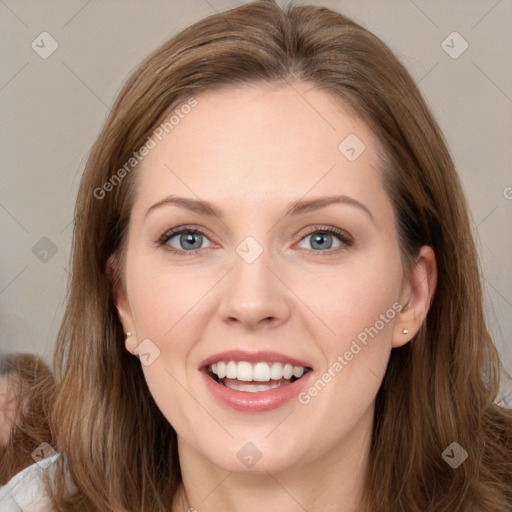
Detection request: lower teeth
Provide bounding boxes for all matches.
[221,377,296,392]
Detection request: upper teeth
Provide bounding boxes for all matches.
[209,361,306,382]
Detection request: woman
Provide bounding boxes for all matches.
[1,1,510,510]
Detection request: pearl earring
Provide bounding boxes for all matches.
[124,332,140,360]
[402,328,409,334]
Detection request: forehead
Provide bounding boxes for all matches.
[132,82,391,223]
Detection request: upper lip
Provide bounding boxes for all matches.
[199,350,312,369]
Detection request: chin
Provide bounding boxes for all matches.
[196,435,308,475]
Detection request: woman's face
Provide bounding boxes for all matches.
[114,81,434,474]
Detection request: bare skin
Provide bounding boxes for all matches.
[0,375,19,446]
[113,81,437,512]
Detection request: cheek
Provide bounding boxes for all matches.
[302,249,402,343]
[298,246,403,411]
[127,234,402,355]
[126,252,206,341]
[125,256,209,425]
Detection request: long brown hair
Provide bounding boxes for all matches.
[0,353,56,485]
[46,1,512,510]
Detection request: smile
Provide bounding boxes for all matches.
[207,361,311,392]
[199,351,314,412]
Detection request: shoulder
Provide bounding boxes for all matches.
[0,452,74,512]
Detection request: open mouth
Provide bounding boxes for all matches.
[204,361,313,393]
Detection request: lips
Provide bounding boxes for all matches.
[199,349,314,412]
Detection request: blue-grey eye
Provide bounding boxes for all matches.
[297,231,343,251]
[168,231,209,251]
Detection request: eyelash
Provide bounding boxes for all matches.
[157,225,353,256]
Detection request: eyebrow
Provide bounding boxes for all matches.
[144,194,375,225]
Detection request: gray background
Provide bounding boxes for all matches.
[1,0,511,405]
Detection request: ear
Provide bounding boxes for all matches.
[392,245,437,348]
[106,253,137,354]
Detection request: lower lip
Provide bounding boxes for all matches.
[200,369,314,412]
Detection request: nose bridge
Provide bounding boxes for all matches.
[217,233,290,327]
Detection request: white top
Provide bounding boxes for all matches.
[0,452,75,512]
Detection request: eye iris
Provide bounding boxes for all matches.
[311,233,333,250]
[181,232,202,250]
[169,230,341,252]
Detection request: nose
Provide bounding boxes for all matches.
[216,246,291,331]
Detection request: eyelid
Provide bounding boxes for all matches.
[293,225,353,254]
[157,224,353,255]
[297,224,353,244]
[156,224,216,246]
